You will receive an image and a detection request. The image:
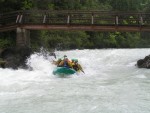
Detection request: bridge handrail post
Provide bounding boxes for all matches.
[16,11,23,24]
[140,15,143,25]
[91,13,94,25]
[19,14,23,23]
[16,15,20,23]
[43,15,46,24]
[115,15,119,25]
[67,13,70,24]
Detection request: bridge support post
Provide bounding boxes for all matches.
[16,28,30,48]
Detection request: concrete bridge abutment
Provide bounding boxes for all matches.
[16,28,30,48]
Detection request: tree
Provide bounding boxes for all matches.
[0,0,23,12]
[110,0,147,11]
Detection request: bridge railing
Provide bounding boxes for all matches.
[0,10,150,27]
[0,11,22,26]
[20,10,150,26]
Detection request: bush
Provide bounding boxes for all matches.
[0,38,15,49]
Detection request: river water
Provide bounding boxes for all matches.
[0,49,150,113]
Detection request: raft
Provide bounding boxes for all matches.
[53,67,76,76]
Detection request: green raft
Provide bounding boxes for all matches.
[53,67,76,76]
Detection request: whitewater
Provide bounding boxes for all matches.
[0,49,150,113]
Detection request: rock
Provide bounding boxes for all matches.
[0,47,56,69]
[137,55,150,68]
[0,47,32,69]
[0,59,7,68]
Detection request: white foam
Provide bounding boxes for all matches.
[0,49,150,113]
[135,74,147,79]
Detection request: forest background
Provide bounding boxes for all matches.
[0,0,150,50]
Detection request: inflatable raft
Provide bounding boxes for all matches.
[53,67,76,76]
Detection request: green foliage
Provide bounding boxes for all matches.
[0,0,23,12]
[39,30,90,50]
[1,0,150,50]
[30,30,44,50]
[21,0,33,10]
[0,38,15,49]
[113,32,140,48]
[110,0,148,11]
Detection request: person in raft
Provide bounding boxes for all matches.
[52,58,62,66]
[53,55,84,73]
[71,59,85,73]
[55,55,72,68]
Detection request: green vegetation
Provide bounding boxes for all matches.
[0,32,16,49]
[0,0,150,50]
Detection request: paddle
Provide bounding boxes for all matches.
[81,70,85,74]
[78,64,85,74]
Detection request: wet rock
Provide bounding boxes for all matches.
[0,47,32,69]
[0,47,56,69]
[0,59,7,68]
[137,55,150,68]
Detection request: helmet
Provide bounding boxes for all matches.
[72,59,78,61]
[74,59,78,63]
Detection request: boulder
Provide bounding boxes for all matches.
[0,47,32,69]
[137,55,150,68]
[0,47,56,69]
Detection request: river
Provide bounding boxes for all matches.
[0,49,150,113]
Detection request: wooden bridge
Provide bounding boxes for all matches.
[0,10,150,47]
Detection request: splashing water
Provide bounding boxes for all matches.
[0,49,150,113]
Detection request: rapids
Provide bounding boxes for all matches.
[0,49,150,113]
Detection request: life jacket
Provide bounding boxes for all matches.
[63,60,72,68]
[64,60,68,67]
[58,59,72,68]
[72,64,79,71]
